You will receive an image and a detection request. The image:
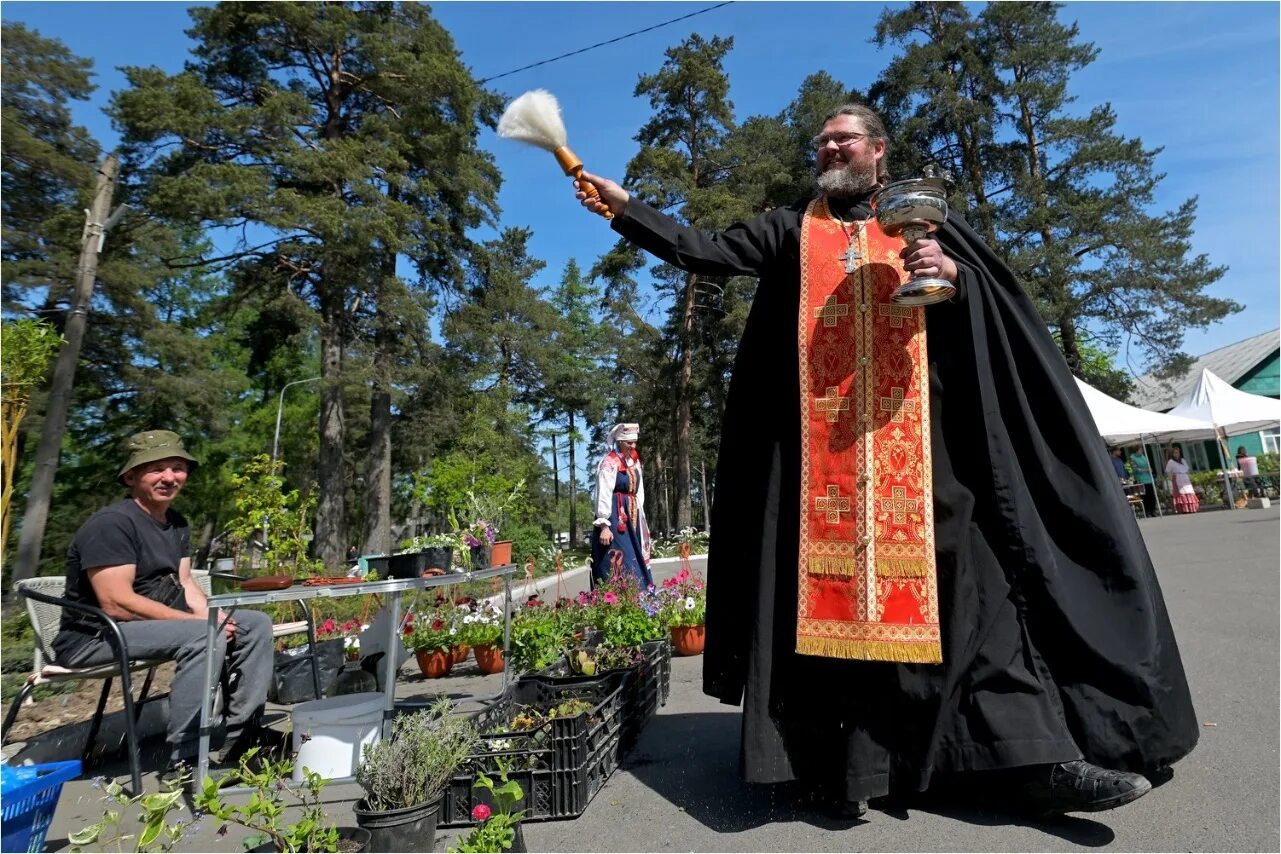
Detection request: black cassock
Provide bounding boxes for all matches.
[611,192,1198,803]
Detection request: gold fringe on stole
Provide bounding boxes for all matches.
[807,556,858,577]
[796,634,943,664]
[875,558,932,578]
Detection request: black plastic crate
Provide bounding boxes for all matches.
[530,639,671,755]
[438,672,625,826]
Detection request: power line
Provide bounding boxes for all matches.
[477,2,734,84]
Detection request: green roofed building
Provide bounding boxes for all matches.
[1131,329,1280,470]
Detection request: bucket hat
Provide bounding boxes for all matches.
[117,430,199,484]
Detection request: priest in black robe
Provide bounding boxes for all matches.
[573,104,1198,817]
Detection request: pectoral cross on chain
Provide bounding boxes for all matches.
[839,243,861,274]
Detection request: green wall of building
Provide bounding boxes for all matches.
[1236,351,1280,398]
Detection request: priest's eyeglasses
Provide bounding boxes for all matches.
[811,131,870,149]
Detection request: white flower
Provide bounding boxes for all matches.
[449,626,458,635]
[685,597,696,610]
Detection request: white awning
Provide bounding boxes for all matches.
[1166,369,1281,436]
[1075,378,1217,444]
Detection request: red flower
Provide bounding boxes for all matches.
[471,804,492,822]
[431,619,445,631]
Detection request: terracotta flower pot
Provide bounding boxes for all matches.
[491,540,513,567]
[473,642,506,674]
[451,644,471,665]
[415,648,453,678]
[670,624,706,657]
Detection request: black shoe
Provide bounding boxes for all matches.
[1021,760,1152,816]
[840,799,869,819]
[218,722,290,767]
[158,759,193,792]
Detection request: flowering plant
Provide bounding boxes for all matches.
[278,615,366,654]
[656,567,707,627]
[403,607,458,652]
[458,600,505,647]
[462,519,498,549]
[577,571,665,647]
[448,769,525,853]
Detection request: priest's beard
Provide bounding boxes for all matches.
[816,159,879,199]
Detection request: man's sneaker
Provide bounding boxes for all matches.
[1021,760,1152,816]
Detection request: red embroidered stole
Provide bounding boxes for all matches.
[795,197,942,664]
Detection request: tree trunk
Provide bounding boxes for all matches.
[314,303,346,573]
[13,153,119,585]
[675,273,696,530]
[361,385,392,556]
[1059,314,1082,374]
[568,413,578,547]
[700,460,710,535]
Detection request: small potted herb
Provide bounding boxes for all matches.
[354,698,480,852]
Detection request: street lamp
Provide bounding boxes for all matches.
[265,377,321,549]
[271,376,322,466]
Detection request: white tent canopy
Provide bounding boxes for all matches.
[1074,378,1217,444]
[1166,369,1281,436]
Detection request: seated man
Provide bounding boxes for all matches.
[52,429,275,784]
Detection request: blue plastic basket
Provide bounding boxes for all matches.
[1,760,82,853]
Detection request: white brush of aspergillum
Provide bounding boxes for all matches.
[497,89,611,219]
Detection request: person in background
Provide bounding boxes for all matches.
[1236,446,1260,498]
[52,430,277,788]
[590,423,653,589]
[1109,447,1128,481]
[1129,446,1157,516]
[1164,446,1199,514]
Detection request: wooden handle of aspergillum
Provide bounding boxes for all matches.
[554,146,613,220]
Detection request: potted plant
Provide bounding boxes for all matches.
[447,770,527,853]
[197,751,369,852]
[463,482,524,570]
[461,601,506,674]
[391,533,459,579]
[462,519,498,569]
[658,568,707,656]
[354,698,480,853]
[508,598,571,673]
[405,608,457,678]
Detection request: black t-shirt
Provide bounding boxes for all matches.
[53,498,193,660]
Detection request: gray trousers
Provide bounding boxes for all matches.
[62,610,273,762]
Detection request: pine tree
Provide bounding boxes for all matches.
[111,2,500,569]
[872,2,1004,245]
[978,1,1234,377]
[1,22,99,308]
[625,33,737,531]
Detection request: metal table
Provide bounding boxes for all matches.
[196,564,518,788]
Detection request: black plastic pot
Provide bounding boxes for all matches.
[248,826,371,852]
[388,548,453,579]
[353,796,440,853]
[509,824,528,853]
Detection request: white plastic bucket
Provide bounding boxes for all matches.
[290,692,384,782]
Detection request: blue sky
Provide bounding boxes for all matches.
[5,0,1279,376]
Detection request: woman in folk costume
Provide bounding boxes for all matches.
[591,423,653,588]
[1164,445,1199,514]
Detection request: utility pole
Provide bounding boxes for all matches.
[13,154,122,585]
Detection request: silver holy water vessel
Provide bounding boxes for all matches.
[869,173,956,306]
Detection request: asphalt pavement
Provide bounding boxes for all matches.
[30,506,1281,852]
